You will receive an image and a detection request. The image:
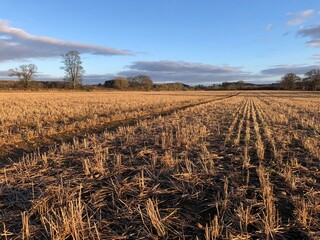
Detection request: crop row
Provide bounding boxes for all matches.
[0,92,319,239]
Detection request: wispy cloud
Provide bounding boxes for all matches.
[83,74,117,84]
[126,61,244,74]
[0,20,133,62]
[297,24,320,47]
[260,64,319,76]
[1,70,117,84]
[286,9,316,26]
[33,73,117,84]
[117,60,265,84]
[0,70,10,79]
[311,53,320,62]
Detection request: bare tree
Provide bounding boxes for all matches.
[129,75,153,91]
[304,69,320,91]
[9,64,37,88]
[60,51,85,89]
[114,77,130,90]
[279,73,301,90]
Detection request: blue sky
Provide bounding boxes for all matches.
[1,0,320,85]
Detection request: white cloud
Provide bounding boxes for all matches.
[311,54,320,62]
[0,70,10,79]
[297,24,320,47]
[260,64,320,76]
[286,9,316,26]
[0,20,133,62]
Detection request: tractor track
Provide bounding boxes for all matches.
[0,92,241,167]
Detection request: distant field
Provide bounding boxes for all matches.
[0,91,232,161]
[0,91,319,239]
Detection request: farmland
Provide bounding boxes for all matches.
[0,91,319,239]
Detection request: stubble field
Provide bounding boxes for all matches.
[0,91,319,239]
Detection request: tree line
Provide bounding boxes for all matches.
[103,76,189,91]
[6,51,320,91]
[279,70,320,90]
[104,75,153,91]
